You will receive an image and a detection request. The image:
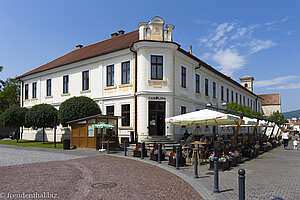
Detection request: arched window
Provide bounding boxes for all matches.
[245,83,248,88]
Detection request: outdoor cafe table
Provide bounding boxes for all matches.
[190,142,209,165]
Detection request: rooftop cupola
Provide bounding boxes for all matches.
[138,16,174,42]
[240,72,254,92]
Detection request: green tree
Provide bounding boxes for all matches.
[25,104,58,143]
[226,102,264,118]
[267,110,288,124]
[1,105,28,142]
[58,96,101,127]
[0,77,20,114]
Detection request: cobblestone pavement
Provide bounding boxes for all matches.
[111,142,300,200]
[0,147,201,200]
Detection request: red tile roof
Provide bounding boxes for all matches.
[292,121,300,125]
[258,93,281,105]
[17,30,139,78]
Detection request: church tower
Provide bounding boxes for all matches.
[240,73,254,92]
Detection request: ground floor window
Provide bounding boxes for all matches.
[121,104,130,126]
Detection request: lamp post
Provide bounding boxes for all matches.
[53,116,57,148]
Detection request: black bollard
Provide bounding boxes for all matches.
[124,141,127,156]
[238,169,246,200]
[158,144,161,164]
[213,157,219,193]
[141,142,145,159]
[176,146,179,170]
[194,149,198,178]
[107,140,110,154]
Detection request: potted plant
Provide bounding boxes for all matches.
[209,152,230,171]
[168,152,186,167]
[233,150,242,163]
[133,145,147,157]
[261,142,268,152]
[266,142,272,150]
[228,152,237,167]
[150,147,166,161]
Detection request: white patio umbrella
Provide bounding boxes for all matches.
[165,109,242,126]
[91,123,116,152]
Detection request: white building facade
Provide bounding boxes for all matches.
[19,17,263,142]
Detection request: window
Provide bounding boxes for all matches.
[231,91,234,102]
[32,82,37,99]
[107,65,114,86]
[213,82,216,98]
[221,86,224,101]
[236,93,238,104]
[251,99,253,110]
[243,96,245,105]
[240,95,242,105]
[196,74,200,93]
[247,98,249,106]
[205,78,209,96]
[46,79,51,96]
[181,66,186,88]
[151,55,163,80]
[245,83,248,88]
[63,75,69,94]
[121,104,130,126]
[258,102,261,112]
[82,70,89,90]
[25,84,29,100]
[106,106,114,116]
[226,88,229,102]
[121,61,130,84]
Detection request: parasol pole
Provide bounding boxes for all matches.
[99,128,106,152]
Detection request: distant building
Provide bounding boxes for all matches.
[257,93,282,116]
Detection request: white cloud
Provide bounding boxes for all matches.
[247,39,277,54]
[265,16,289,26]
[256,76,298,87]
[212,49,246,76]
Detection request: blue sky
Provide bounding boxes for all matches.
[0,0,299,112]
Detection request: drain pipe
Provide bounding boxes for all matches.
[130,43,138,142]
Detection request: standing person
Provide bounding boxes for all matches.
[293,138,298,150]
[282,129,290,150]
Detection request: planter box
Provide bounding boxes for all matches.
[236,156,242,164]
[229,158,237,167]
[150,153,165,161]
[209,160,229,171]
[242,150,253,159]
[168,156,186,167]
[133,150,147,157]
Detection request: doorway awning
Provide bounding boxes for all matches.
[165,109,242,126]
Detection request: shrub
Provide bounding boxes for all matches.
[58,96,101,126]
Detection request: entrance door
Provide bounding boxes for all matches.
[149,101,166,136]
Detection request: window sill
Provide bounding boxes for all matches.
[61,93,71,96]
[104,85,117,90]
[148,79,167,87]
[45,95,53,99]
[180,87,188,91]
[119,126,133,130]
[118,83,133,88]
[80,89,91,94]
[31,98,38,100]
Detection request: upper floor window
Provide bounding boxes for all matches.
[251,99,253,109]
[121,61,130,84]
[151,55,163,80]
[63,75,69,94]
[213,82,216,98]
[181,106,186,115]
[181,66,186,88]
[32,82,37,99]
[231,91,234,102]
[247,98,250,106]
[243,96,245,105]
[245,83,248,88]
[221,86,224,101]
[106,106,114,116]
[240,95,242,105]
[226,88,229,102]
[236,92,238,104]
[82,70,89,90]
[46,79,51,96]
[205,78,209,96]
[121,104,130,126]
[107,65,114,86]
[196,74,200,93]
[25,84,29,100]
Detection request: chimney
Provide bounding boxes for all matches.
[118,30,125,35]
[111,32,119,38]
[76,45,83,49]
[190,45,192,54]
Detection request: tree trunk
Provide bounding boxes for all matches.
[43,128,45,144]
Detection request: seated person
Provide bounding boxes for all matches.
[185,133,195,157]
[183,130,190,141]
